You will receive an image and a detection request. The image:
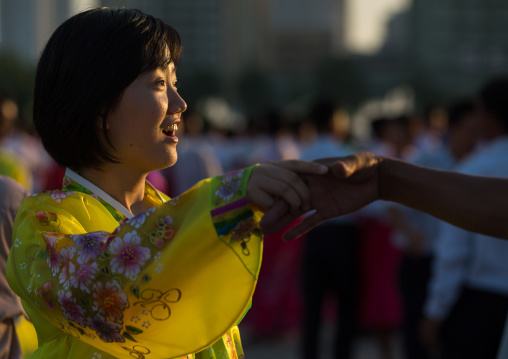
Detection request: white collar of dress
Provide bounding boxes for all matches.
[64,168,164,220]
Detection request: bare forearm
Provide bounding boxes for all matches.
[379,158,508,239]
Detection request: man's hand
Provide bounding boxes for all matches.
[260,152,383,239]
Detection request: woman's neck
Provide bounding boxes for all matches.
[78,165,149,216]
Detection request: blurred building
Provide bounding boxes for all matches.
[0,0,98,62]
[101,0,346,79]
[357,0,508,106]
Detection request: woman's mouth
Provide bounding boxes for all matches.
[162,123,178,138]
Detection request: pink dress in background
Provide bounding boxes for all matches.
[357,216,402,330]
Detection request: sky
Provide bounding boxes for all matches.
[345,0,411,54]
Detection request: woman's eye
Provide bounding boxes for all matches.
[156,79,166,87]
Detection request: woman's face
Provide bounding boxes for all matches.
[105,62,186,173]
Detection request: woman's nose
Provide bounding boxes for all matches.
[168,89,187,114]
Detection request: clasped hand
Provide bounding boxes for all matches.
[247,152,382,241]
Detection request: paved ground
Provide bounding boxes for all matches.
[242,325,404,359]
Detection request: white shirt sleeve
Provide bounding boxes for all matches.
[424,221,473,320]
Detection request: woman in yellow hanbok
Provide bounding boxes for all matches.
[6,7,327,359]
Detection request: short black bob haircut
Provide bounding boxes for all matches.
[33,7,182,169]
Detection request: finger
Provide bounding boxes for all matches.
[283,210,324,241]
[260,202,304,235]
[259,200,289,229]
[258,177,303,213]
[246,186,276,210]
[261,165,312,211]
[271,160,328,175]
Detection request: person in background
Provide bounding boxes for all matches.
[298,98,359,359]
[238,108,303,343]
[388,97,480,359]
[355,115,417,359]
[0,175,33,358]
[420,76,508,359]
[260,77,508,359]
[0,94,33,192]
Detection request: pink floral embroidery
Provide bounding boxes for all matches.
[44,235,63,276]
[70,262,98,293]
[110,231,150,280]
[58,247,76,289]
[39,282,53,309]
[92,280,128,321]
[87,314,125,343]
[75,233,106,264]
[36,211,58,226]
[62,176,71,187]
[57,290,86,326]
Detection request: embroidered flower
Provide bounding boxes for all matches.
[87,314,125,343]
[149,216,174,248]
[215,177,241,201]
[129,213,148,229]
[92,280,128,321]
[130,207,157,229]
[58,290,86,326]
[37,211,59,226]
[51,191,73,203]
[224,170,244,181]
[59,247,76,289]
[110,231,150,280]
[62,176,71,187]
[70,262,98,293]
[44,235,63,276]
[39,282,54,309]
[36,211,48,224]
[75,233,106,264]
[158,215,173,227]
[155,263,163,274]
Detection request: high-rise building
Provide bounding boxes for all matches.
[268,0,346,74]
[410,0,508,99]
[0,0,99,63]
[359,0,508,105]
[100,0,346,78]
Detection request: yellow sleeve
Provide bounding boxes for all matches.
[6,166,262,359]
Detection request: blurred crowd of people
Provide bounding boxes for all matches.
[1,74,508,359]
